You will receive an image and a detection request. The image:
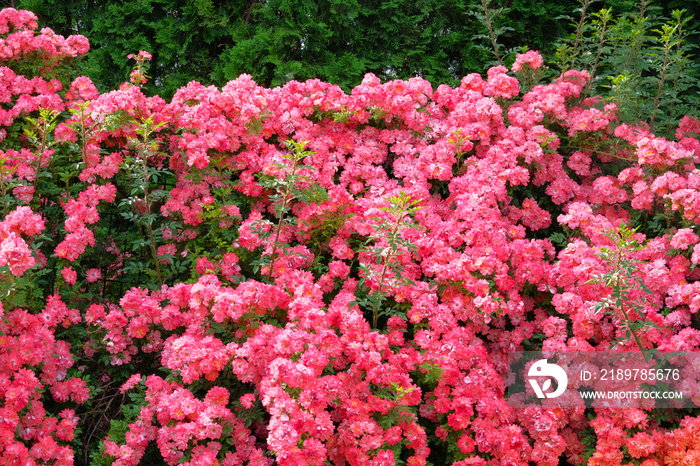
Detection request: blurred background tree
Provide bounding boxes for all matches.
[5,0,576,96]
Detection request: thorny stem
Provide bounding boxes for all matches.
[27,110,59,190]
[637,0,647,20]
[133,124,163,287]
[590,9,611,80]
[141,160,163,287]
[372,210,404,328]
[617,301,649,361]
[667,15,686,134]
[573,0,592,56]
[622,2,649,73]
[371,196,412,328]
[612,241,649,361]
[650,26,674,131]
[479,0,502,65]
[267,154,299,282]
[0,175,8,217]
[77,104,90,165]
[32,119,48,186]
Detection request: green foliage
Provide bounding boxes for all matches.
[214,0,577,91]
[350,191,423,328]
[413,361,444,389]
[0,155,21,218]
[0,108,61,217]
[118,116,171,287]
[555,1,700,136]
[254,140,327,283]
[19,0,579,95]
[470,0,515,65]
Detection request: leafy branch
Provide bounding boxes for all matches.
[586,224,661,359]
[352,191,423,329]
[255,140,327,283]
[120,116,170,287]
[24,108,60,178]
[470,0,514,66]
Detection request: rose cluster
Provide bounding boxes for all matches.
[1,7,700,466]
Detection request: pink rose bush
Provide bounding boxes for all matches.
[2,7,700,465]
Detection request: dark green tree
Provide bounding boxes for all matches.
[213,0,578,90]
[13,0,249,98]
[11,0,578,95]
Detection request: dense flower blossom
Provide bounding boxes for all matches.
[85,268,101,282]
[512,50,544,72]
[670,228,699,250]
[2,18,700,465]
[0,232,35,275]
